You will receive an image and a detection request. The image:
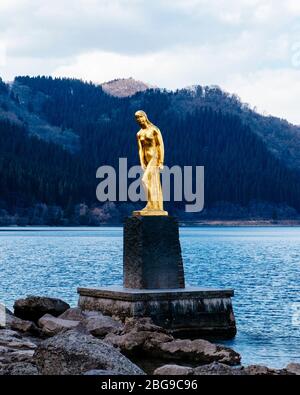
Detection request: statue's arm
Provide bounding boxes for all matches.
[154,129,164,169]
[137,134,146,170]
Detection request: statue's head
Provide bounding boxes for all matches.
[135,110,149,128]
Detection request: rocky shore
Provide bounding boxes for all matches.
[0,296,299,376]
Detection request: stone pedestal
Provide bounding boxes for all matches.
[78,286,236,339]
[77,215,237,339]
[124,216,185,289]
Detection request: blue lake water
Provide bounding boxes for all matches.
[0,226,299,368]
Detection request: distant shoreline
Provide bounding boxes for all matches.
[1,220,300,230]
[180,220,300,227]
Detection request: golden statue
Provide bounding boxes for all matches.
[133,110,168,216]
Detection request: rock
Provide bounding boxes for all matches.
[8,317,36,334]
[0,328,38,371]
[105,330,173,354]
[14,296,70,322]
[59,308,124,337]
[0,362,39,375]
[153,362,296,376]
[58,307,85,321]
[104,317,173,353]
[38,314,80,336]
[34,329,145,375]
[83,369,121,375]
[157,339,241,366]
[3,349,35,363]
[242,365,288,375]
[123,317,169,334]
[83,311,123,337]
[105,317,240,367]
[285,363,300,375]
[154,364,194,375]
[193,362,242,375]
[5,312,40,336]
[0,329,37,350]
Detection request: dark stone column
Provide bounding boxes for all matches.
[123,216,185,289]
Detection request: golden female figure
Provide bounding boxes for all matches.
[133,110,168,216]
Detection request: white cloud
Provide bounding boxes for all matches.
[0,40,7,67]
[0,0,300,123]
[51,31,291,87]
[223,69,300,125]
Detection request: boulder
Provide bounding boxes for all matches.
[14,296,70,322]
[83,369,121,375]
[58,307,85,321]
[193,362,242,375]
[82,311,123,337]
[0,328,37,370]
[123,317,169,334]
[105,317,240,366]
[153,362,296,376]
[154,364,194,375]
[285,363,300,375]
[104,317,173,353]
[58,309,123,337]
[5,311,40,336]
[38,314,80,336]
[157,339,241,366]
[0,329,37,351]
[0,362,39,375]
[242,365,291,375]
[105,330,173,354]
[34,329,145,375]
[2,349,35,363]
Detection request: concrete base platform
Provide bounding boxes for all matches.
[77,286,237,339]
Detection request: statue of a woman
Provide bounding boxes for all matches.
[133,110,168,216]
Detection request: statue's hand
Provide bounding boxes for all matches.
[141,163,146,171]
[158,163,164,170]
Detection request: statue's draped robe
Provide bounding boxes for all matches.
[142,155,163,211]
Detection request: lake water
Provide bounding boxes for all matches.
[0,226,299,368]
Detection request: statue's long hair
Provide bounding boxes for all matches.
[135,110,155,128]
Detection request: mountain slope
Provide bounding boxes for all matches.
[0,75,299,224]
[170,86,300,171]
[101,77,152,97]
[0,78,79,152]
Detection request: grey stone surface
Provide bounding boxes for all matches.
[285,363,300,375]
[14,296,70,322]
[58,307,85,321]
[82,311,123,337]
[83,369,122,375]
[154,364,194,375]
[157,339,241,366]
[242,365,290,375]
[193,362,242,375]
[34,329,145,375]
[78,286,236,339]
[104,317,240,367]
[123,216,185,289]
[0,329,37,351]
[0,328,39,374]
[38,314,80,336]
[154,362,297,376]
[0,362,39,375]
[5,310,40,335]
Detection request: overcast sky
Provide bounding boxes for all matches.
[1,0,300,124]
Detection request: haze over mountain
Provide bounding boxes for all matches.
[0,75,299,225]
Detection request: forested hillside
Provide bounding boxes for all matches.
[0,75,299,225]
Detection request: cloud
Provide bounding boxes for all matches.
[51,31,290,87]
[223,69,300,125]
[0,0,300,123]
